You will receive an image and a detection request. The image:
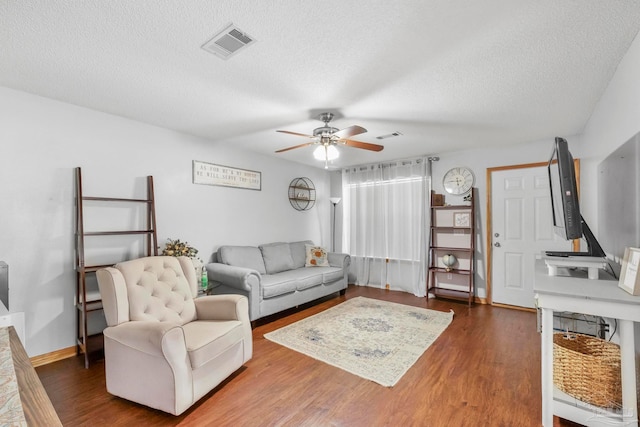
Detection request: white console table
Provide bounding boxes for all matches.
[534,259,639,427]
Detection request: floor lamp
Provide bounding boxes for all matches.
[330,197,341,252]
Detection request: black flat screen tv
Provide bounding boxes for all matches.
[545,137,605,258]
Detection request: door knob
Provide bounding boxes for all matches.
[494,242,501,247]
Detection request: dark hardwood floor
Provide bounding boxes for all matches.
[36,286,581,426]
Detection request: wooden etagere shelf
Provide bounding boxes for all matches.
[427,188,476,306]
[74,167,158,368]
[288,177,316,211]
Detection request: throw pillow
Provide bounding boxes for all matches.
[305,244,329,267]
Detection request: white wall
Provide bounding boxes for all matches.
[572,30,640,352]
[0,87,330,357]
[576,30,640,231]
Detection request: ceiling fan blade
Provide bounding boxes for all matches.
[275,142,314,153]
[342,139,384,152]
[276,130,315,138]
[333,125,367,139]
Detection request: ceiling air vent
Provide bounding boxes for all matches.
[201,24,256,60]
[376,132,403,140]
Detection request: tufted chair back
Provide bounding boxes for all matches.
[100,256,198,326]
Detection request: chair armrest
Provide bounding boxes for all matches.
[194,295,252,359]
[96,267,130,326]
[103,321,184,357]
[194,294,250,322]
[206,263,261,292]
[328,252,351,269]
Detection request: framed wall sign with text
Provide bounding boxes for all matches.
[192,161,261,190]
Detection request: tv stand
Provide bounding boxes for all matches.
[534,260,640,426]
[544,251,598,257]
[542,255,607,280]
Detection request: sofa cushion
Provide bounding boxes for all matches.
[261,268,324,291]
[261,276,298,298]
[259,242,295,274]
[294,270,324,291]
[218,246,266,274]
[322,267,345,283]
[289,240,314,269]
[305,244,330,267]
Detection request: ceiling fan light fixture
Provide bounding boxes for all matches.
[313,145,339,161]
[326,145,339,160]
[313,145,325,161]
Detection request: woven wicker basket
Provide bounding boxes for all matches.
[553,333,622,408]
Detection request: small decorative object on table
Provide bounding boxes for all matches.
[200,267,208,295]
[161,239,206,292]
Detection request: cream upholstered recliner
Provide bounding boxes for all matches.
[96,256,252,416]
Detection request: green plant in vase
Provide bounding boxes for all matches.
[161,239,206,293]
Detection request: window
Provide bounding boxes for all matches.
[342,159,430,296]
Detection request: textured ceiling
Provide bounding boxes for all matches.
[2,1,640,169]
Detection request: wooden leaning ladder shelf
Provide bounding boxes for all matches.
[74,167,158,368]
[427,188,475,306]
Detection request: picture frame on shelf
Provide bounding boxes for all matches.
[431,193,445,206]
[618,247,640,295]
[453,211,471,228]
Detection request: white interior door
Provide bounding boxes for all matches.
[490,165,573,307]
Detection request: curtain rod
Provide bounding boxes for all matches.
[342,156,432,173]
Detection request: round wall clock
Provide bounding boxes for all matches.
[443,167,474,195]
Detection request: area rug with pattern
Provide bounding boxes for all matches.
[264,296,454,387]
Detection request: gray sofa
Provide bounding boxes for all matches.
[206,241,351,321]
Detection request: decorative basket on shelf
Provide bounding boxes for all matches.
[553,332,622,409]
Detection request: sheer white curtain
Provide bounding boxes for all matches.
[342,158,431,296]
